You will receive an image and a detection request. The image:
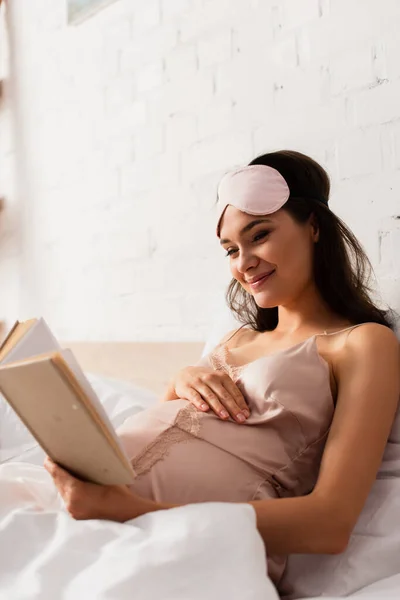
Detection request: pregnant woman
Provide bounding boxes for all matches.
[46,150,400,591]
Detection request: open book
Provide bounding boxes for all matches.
[0,318,135,485]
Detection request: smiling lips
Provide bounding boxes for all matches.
[246,270,275,290]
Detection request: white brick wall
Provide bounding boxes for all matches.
[1,0,400,342]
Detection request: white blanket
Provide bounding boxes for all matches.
[0,462,277,600]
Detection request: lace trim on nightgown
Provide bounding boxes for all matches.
[131,403,202,477]
[208,344,243,383]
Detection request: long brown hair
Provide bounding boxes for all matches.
[225,150,395,331]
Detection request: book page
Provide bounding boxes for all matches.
[1,318,60,365]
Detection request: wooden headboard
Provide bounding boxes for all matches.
[66,342,205,396]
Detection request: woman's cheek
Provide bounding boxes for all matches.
[230,261,240,280]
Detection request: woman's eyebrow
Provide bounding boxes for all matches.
[220,218,273,245]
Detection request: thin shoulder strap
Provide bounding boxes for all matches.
[221,324,248,346]
[322,323,369,337]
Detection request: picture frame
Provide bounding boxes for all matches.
[68,0,119,24]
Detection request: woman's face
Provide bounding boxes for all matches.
[219,206,318,308]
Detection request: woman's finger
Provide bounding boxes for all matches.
[45,457,101,520]
[180,386,210,412]
[195,384,231,419]
[221,377,250,416]
[201,373,249,421]
[176,373,249,422]
[205,380,248,422]
[45,457,76,481]
[44,457,67,481]
[44,456,55,473]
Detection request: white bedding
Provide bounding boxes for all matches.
[0,375,399,600]
[0,463,277,600]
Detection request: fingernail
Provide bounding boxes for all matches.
[237,413,246,422]
[200,403,208,410]
[243,409,250,418]
[220,409,229,418]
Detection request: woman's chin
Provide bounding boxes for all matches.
[253,293,279,309]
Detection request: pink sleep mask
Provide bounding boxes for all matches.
[216,165,290,236]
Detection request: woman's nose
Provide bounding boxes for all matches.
[237,250,258,273]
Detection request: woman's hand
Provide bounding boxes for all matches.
[44,457,159,523]
[164,366,250,423]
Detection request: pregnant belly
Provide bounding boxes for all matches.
[117,400,266,504]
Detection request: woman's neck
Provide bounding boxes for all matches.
[275,287,342,337]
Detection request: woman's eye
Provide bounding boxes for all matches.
[224,231,270,256]
[253,230,270,242]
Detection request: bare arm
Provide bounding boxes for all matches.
[248,323,400,554]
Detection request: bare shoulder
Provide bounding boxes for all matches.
[345,322,398,352]
[336,322,399,377]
